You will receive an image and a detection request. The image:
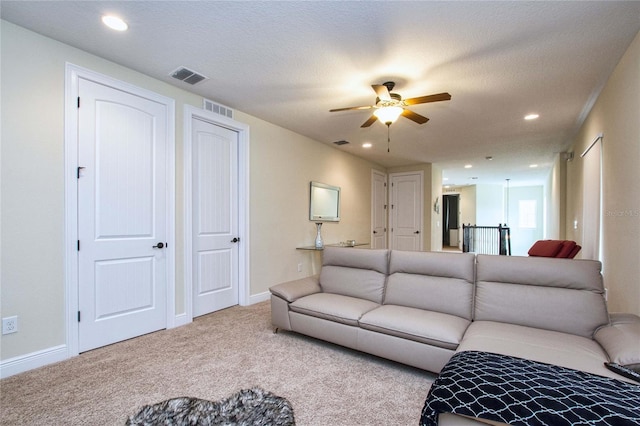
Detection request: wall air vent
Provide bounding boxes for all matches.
[333,140,350,146]
[203,98,234,119]
[170,66,208,85]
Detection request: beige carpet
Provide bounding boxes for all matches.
[0,301,435,425]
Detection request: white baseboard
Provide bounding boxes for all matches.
[1,297,269,378]
[0,344,69,379]
[249,291,270,305]
[172,312,191,328]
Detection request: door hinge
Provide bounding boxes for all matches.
[77,311,81,322]
[384,204,387,210]
[77,97,80,108]
[77,240,80,251]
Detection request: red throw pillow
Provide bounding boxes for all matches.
[555,240,577,258]
[528,240,563,257]
[567,244,582,259]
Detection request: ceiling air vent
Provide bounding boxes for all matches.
[203,98,234,119]
[170,66,208,85]
[333,140,350,146]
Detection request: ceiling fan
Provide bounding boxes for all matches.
[329,81,451,127]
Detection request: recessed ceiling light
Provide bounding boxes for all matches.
[524,113,539,120]
[530,164,538,168]
[464,164,472,169]
[102,15,128,31]
[362,142,372,148]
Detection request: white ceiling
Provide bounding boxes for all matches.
[2,1,639,188]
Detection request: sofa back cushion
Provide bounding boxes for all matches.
[474,254,609,338]
[384,251,476,320]
[319,247,389,303]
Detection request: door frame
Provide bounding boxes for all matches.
[64,63,176,357]
[183,105,250,323]
[371,169,388,249]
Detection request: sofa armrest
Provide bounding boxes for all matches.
[269,275,321,302]
[595,313,640,372]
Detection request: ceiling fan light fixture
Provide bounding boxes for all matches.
[374,106,403,125]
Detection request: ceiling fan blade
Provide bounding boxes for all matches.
[361,115,378,128]
[372,84,391,101]
[402,109,430,124]
[329,105,374,112]
[403,92,451,106]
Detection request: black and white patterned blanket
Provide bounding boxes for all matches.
[420,351,640,426]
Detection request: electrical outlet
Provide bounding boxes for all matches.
[2,316,18,334]
[297,263,303,272]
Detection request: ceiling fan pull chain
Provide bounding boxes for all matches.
[387,123,391,153]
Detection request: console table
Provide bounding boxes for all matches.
[296,242,369,251]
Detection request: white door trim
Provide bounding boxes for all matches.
[183,105,250,323]
[64,63,176,357]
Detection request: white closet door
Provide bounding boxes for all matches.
[390,172,423,251]
[192,117,240,317]
[78,78,168,352]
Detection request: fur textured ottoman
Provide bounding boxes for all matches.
[126,387,295,425]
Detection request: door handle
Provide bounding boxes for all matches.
[231,237,240,243]
[373,230,378,234]
[414,231,420,234]
[153,242,166,249]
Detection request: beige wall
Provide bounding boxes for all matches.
[545,154,564,239]
[0,21,380,361]
[565,31,640,315]
[239,114,381,291]
[457,186,477,230]
[431,165,443,251]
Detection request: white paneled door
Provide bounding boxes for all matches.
[390,172,423,251]
[192,117,240,317]
[77,78,169,352]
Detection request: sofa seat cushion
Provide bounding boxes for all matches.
[458,321,627,382]
[289,293,379,326]
[359,305,470,350]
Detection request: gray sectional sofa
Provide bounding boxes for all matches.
[270,247,640,390]
[271,247,640,424]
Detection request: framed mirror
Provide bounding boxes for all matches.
[309,181,340,222]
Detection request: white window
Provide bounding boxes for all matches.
[519,200,537,228]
